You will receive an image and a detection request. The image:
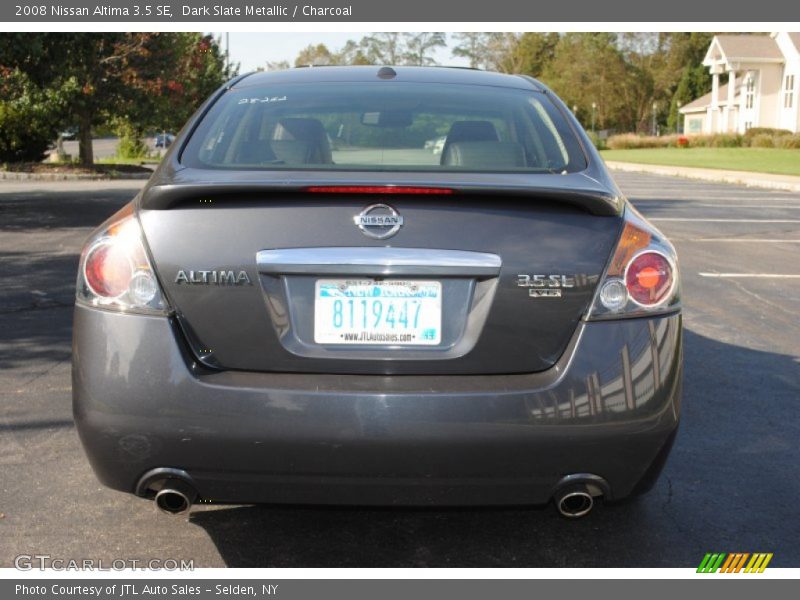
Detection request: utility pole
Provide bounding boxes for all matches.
[652,101,658,136]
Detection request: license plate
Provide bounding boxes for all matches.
[314,279,442,345]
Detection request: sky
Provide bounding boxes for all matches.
[210,32,469,72]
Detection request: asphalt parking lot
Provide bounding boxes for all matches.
[1,172,798,568]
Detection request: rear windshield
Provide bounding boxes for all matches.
[181,81,587,173]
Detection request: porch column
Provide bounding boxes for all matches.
[726,70,737,132]
[707,70,720,134]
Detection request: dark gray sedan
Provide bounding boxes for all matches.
[73,66,681,518]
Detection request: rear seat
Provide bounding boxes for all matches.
[271,118,332,165]
[441,141,526,169]
[270,140,313,165]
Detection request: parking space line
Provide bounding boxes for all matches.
[686,204,800,209]
[652,218,800,223]
[688,239,800,243]
[698,273,800,278]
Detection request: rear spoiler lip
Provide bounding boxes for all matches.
[139,172,623,216]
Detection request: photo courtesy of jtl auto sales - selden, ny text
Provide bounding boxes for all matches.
[0,0,799,597]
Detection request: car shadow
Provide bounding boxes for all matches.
[0,186,139,232]
[189,327,800,568]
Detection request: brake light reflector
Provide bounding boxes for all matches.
[625,252,674,306]
[306,186,454,195]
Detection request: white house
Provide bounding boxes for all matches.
[680,32,800,134]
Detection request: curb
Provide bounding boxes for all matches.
[605,161,800,193]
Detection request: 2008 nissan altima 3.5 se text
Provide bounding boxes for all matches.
[72,66,682,518]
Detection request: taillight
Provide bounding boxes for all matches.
[588,207,679,319]
[625,251,674,306]
[84,242,134,298]
[76,203,168,314]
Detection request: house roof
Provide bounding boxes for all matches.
[789,33,800,53]
[708,35,783,63]
[679,78,741,113]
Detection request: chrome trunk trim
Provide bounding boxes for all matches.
[256,247,502,277]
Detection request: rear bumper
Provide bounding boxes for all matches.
[72,305,682,506]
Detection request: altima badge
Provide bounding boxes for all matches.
[175,270,251,285]
[354,204,403,239]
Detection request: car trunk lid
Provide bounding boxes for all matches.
[139,185,622,375]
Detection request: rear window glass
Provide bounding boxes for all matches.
[181,81,587,173]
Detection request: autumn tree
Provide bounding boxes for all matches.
[295,43,335,67]
[0,33,231,165]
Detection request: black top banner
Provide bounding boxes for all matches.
[3,0,799,22]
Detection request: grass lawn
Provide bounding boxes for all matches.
[600,147,800,177]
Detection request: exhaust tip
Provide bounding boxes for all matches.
[153,479,196,515]
[556,489,594,518]
[552,473,609,518]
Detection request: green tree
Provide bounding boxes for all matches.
[664,33,714,131]
[511,32,560,77]
[618,33,668,133]
[0,34,81,161]
[451,33,557,75]
[451,33,488,68]
[144,34,232,134]
[485,33,524,73]
[402,32,446,66]
[361,33,405,65]
[335,39,374,65]
[542,33,632,131]
[1,33,232,166]
[0,67,75,162]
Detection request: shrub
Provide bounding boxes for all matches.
[749,134,775,148]
[586,130,605,150]
[688,134,743,148]
[775,134,800,149]
[607,134,673,150]
[115,123,149,159]
[0,68,64,163]
[605,132,800,151]
[743,127,792,140]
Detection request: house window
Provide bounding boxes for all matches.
[784,74,795,109]
[688,118,703,133]
[745,76,755,109]
[744,121,753,131]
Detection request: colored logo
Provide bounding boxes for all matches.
[697,552,773,573]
